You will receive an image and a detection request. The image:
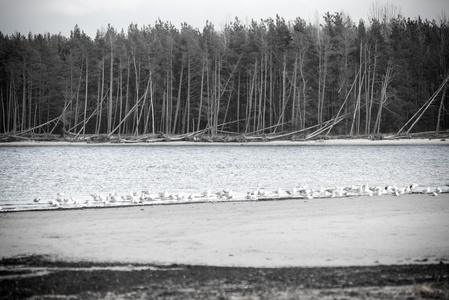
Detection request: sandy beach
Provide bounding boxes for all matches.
[2,193,449,299]
[1,194,448,267]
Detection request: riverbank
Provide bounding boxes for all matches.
[1,137,449,146]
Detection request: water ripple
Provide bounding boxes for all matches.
[1,145,448,210]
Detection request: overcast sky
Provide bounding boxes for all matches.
[0,0,447,38]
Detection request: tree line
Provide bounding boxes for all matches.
[1,8,448,139]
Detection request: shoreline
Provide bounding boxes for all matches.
[1,137,449,146]
[1,189,447,213]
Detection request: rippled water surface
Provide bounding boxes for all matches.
[1,145,448,210]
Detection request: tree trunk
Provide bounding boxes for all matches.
[236,72,241,133]
[108,39,114,134]
[292,54,298,129]
[197,59,205,132]
[12,77,18,132]
[132,53,140,135]
[368,47,377,134]
[257,56,264,132]
[373,60,393,134]
[212,57,221,137]
[163,73,169,133]
[364,45,370,135]
[263,52,268,132]
[83,57,89,135]
[245,63,256,133]
[436,85,447,133]
[149,71,155,135]
[172,54,185,134]
[21,66,26,132]
[350,44,364,136]
[186,56,191,133]
[281,52,287,130]
[72,61,84,133]
[350,69,364,135]
[27,72,32,133]
[117,59,123,137]
[183,56,191,133]
[95,58,105,135]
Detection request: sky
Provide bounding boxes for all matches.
[0,0,447,38]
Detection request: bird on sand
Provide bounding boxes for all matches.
[201,189,211,198]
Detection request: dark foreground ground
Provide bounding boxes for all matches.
[1,256,448,299]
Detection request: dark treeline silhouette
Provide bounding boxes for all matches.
[1,8,448,139]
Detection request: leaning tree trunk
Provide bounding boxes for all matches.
[172,54,184,134]
[436,84,447,133]
[197,60,205,132]
[373,60,393,135]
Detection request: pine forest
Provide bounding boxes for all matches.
[1,7,449,142]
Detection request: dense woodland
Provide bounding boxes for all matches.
[1,6,449,141]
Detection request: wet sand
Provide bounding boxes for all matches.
[1,194,448,267]
[1,194,449,299]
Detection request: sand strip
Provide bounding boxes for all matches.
[1,194,448,267]
[1,138,449,146]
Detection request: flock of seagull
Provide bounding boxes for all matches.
[26,183,447,209]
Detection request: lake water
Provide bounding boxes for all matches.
[1,145,448,211]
